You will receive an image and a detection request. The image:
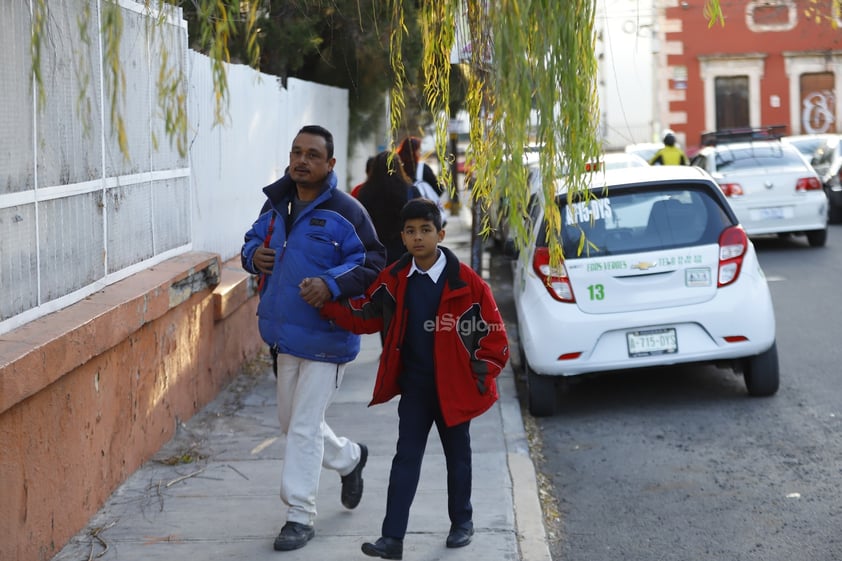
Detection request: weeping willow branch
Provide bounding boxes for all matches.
[102,2,128,157]
[387,0,408,150]
[419,1,455,191]
[75,4,94,136]
[30,0,48,110]
[705,0,724,27]
[28,0,728,187]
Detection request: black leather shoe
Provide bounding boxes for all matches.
[361,536,403,559]
[445,523,474,548]
[341,443,368,509]
[273,521,315,551]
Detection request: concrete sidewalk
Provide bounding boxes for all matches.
[51,210,550,561]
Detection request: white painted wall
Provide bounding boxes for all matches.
[596,0,659,150]
[188,57,349,262]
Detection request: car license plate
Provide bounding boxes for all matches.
[751,207,791,221]
[627,328,677,357]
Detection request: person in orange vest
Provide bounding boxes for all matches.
[649,133,689,165]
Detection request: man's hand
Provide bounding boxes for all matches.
[299,277,331,308]
[253,246,276,274]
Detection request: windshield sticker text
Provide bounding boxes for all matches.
[566,198,612,224]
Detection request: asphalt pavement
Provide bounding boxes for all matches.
[51,207,550,561]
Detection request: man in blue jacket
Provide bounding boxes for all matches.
[242,125,386,551]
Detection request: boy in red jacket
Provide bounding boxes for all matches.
[317,198,509,560]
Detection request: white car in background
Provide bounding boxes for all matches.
[603,151,650,170]
[624,142,664,164]
[513,166,778,416]
[690,140,828,247]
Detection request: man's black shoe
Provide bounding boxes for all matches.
[361,536,403,559]
[341,442,367,509]
[273,521,315,551]
[445,523,474,548]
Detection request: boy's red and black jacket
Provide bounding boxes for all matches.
[321,246,510,427]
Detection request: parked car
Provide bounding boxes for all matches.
[513,165,779,416]
[603,151,650,170]
[624,142,664,163]
[780,133,834,158]
[488,149,542,254]
[782,134,842,223]
[690,140,828,246]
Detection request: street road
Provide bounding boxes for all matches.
[490,226,842,561]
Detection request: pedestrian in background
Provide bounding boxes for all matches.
[649,132,690,165]
[241,125,386,552]
[351,155,375,198]
[397,136,448,225]
[357,150,421,265]
[318,198,510,560]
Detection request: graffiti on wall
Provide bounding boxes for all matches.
[802,90,836,134]
[800,72,835,134]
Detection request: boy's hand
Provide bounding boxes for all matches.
[299,277,331,308]
[253,246,275,274]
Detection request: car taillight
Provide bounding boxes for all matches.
[795,177,822,191]
[719,182,744,197]
[718,226,747,287]
[532,247,575,302]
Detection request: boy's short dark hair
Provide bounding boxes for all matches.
[401,198,443,231]
[297,125,334,159]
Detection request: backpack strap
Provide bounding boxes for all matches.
[257,213,277,292]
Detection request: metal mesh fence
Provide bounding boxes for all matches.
[0,0,190,328]
[0,1,349,334]
[1,0,36,196]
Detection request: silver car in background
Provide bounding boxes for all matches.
[690,140,828,247]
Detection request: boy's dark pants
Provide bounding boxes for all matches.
[381,380,473,539]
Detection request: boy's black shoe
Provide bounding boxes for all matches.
[361,536,403,559]
[341,442,368,509]
[445,522,474,548]
[273,521,315,551]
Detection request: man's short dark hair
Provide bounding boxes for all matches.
[297,125,334,159]
[401,198,443,231]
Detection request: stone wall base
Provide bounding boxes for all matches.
[0,252,263,561]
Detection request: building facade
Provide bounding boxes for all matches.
[658,0,842,155]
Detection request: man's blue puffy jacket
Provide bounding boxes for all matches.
[241,171,385,363]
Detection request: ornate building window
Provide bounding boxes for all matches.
[699,55,765,133]
[746,0,797,32]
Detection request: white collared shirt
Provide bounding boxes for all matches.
[407,248,446,283]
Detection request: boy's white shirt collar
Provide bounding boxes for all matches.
[408,248,446,283]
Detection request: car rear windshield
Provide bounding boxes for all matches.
[714,146,804,171]
[538,185,734,258]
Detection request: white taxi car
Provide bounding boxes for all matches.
[513,166,779,416]
[690,140,828,247]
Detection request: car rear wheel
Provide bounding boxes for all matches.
[806,228,827,247]
[743,342,780,397]
[525,361,559,417]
